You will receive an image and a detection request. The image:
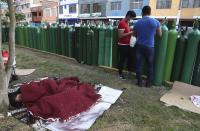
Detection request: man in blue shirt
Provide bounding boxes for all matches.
[134,6,162,87]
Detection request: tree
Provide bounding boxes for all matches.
[0,0,16,109]
[15,13,25,22]
[6,12,25,23]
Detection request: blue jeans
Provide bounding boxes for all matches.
[135,44,154,84]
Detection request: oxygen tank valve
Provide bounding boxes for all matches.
[193,18,199,29]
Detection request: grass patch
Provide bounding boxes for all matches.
[1,46,200,130]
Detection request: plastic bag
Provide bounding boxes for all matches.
[130,36,136,47]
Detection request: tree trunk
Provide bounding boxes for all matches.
[0,0,16,109]
[6,0,16,77]
[0,70,9,108]
[0,13,9,108]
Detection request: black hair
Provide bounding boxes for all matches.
[126,10,136,18]
[142,6,151,16]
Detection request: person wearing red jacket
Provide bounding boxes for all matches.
[118,11,136,80]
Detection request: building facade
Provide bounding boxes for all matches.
[78,0,107,19]
[149,0,200,19]
[78,0,149,19]
[59,0,79,23]
[56,0,200,25]
[15,0,33,22]
[16,0,58,24]
[106,0,149,18]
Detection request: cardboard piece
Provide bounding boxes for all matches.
[160,81,200,114]
[15,68,35,76]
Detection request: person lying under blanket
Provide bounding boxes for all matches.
[8,77,101,121]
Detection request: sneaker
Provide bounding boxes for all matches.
[119,74,126,80]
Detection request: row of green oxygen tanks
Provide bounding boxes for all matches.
[153,18,200,86]
[15,26,75,57]
[15,24,115,68]
[15,20,200,87]
[75,24,114,67]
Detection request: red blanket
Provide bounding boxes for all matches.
[20,77,101,120]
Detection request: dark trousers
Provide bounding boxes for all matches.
[135,44,154,84]
[118,45,131,75]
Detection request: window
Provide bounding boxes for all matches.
[81,4,90,13]
[156,0,172,9]
[64,5,67,9]
[51,8,57,16]
[111,1,121,10]
[182,0,197,8]
[59,5,63,14]
[130,0,143,9]
[26,3,30,8]
[69,4,76,13]
[194,0,200,7]
[38,12,42,16]
[45,8,51,17]
[93,3,101,13]
[32,12,37,17]
[33,0,40,4]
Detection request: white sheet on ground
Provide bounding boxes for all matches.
[45,86,123,131]
[15,68,35,76]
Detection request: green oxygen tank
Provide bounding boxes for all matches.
[112,27,119,69]
[56,26,61,55]
[153,19,168,86]
[79,24,84,63]
[98,23,106,66]
[43,28,48,51]
[163,20,178,81]
[36,27,41,49]
[60,27,65,56]
[192,41,200,86]
[86,26,94,65]
[15,27,18,45]
[104,25,113,67]
[19,27,23,46]
[46,27,50,52]
[65,26,70,56]
[29,27,34,49]
[82,24,89,63]
[75,26,81,62]
[21,27,25,46]
[70,26,75,58]
[49,27,54,53]
[68,26,73,57]
[91,25,99,66]
[171,28,187,81]
[181,19,200,84]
